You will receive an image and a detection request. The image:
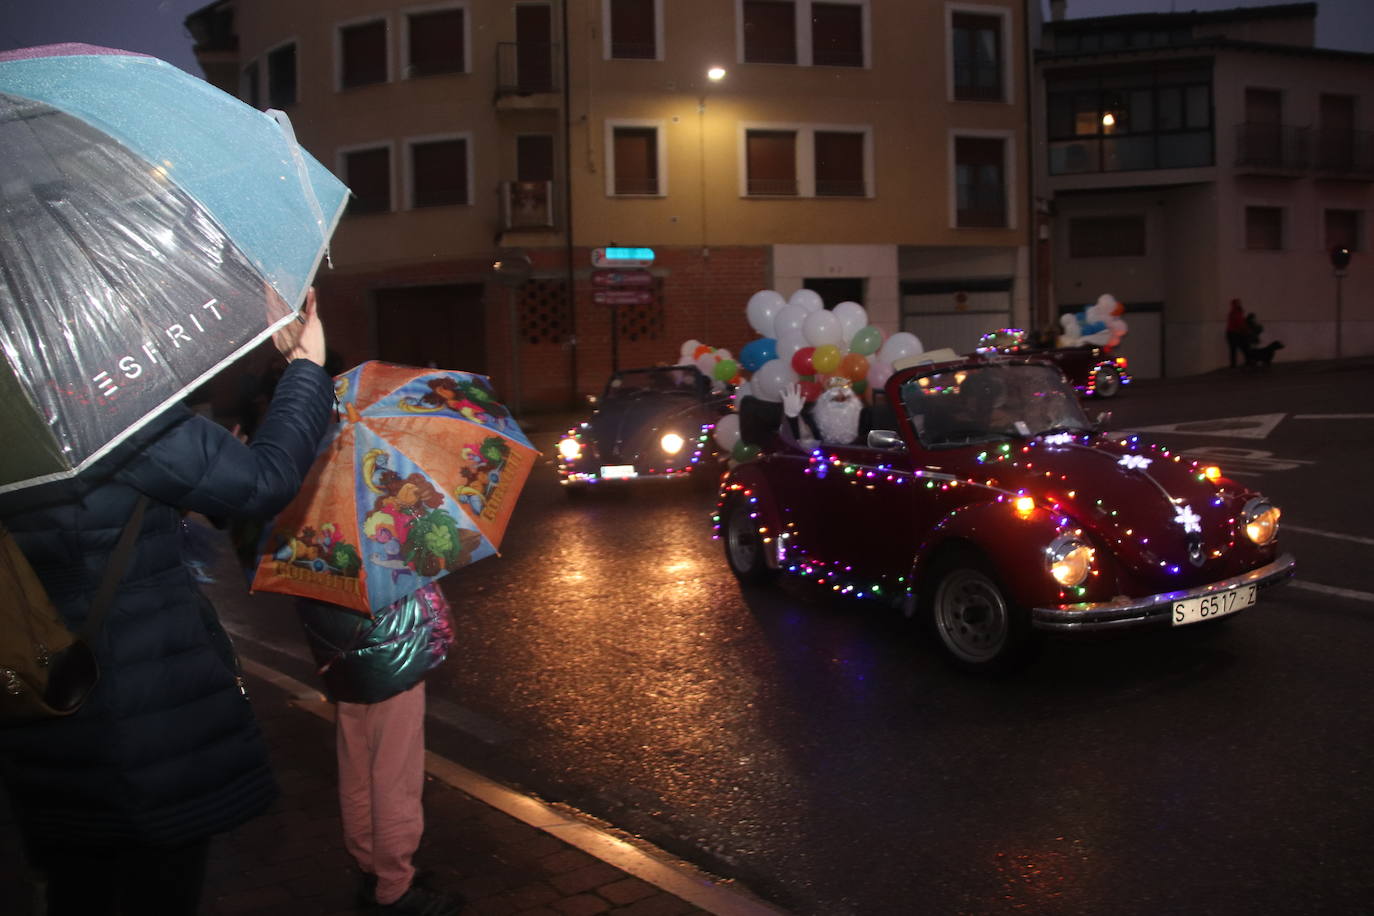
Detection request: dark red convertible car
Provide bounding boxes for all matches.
[715,351,1294,671]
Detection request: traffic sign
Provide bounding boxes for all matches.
[592,289,654,306]
[591,269,654,288]
[592,247,655,268]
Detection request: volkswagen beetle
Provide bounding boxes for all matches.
[715,352,1294,672]
[975,328,1130,398]
[556,365,732,491]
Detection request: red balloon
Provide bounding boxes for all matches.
[799,379,824,402]
[791,346,816,375]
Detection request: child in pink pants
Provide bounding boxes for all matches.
[296,582,460,914]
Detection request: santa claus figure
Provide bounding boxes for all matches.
[811,377,864,445]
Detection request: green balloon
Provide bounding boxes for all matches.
[731,440,760,462]
[851,326,883,356]
[713,358,739,381]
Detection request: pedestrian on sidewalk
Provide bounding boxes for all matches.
[294,582,462,915]
[1225,298,1249,368]
[0,294,332,915]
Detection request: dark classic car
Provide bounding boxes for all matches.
[715,352,1294,671]
[556,365,732,491]
[975,328,1130,398]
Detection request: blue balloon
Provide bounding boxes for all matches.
[739,337,778,373]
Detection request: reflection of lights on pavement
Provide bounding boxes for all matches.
[663,561,695,575]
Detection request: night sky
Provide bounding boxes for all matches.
[0,0,1371,79]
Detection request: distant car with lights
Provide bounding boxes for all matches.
[556,365,732,491]
[974,328,1130,398]
[715,350,1293,672]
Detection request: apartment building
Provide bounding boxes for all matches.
[187,0,1031,409]
[1034,1,1374,379]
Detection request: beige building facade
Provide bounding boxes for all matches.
[188,0,1032,410]
[1035,2,1374,379]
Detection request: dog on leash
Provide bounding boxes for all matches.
[1245,341,1284,367]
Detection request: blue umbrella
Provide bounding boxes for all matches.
[0,43,350,493]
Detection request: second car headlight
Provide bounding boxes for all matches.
[557,437,582,461]
[1242,498,1280,545]
[660,432,686,455]
[1046,534,1094,587]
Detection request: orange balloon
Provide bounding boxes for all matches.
[693,344,713,360]
[839,352,870,381]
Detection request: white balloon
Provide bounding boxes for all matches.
[802,309,842,347]
[789,288,825,312]
[745,290,786,337]
[878,331,923,364]
[713,412,741,451]
[832,301,868,341]
[734,379,754,399]
[771,303,808,340]
[775,331,807,365]
[751,358,800,402]
[695,352,717,375]
[679,339,703,363]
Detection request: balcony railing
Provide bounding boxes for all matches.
[495,42,560,98]
[500,180,555,230]
[1314,128,1374,177]
[1048,131,1213,175]
[1234,122,1309,170]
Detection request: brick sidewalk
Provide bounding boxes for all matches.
[0,666,718,916]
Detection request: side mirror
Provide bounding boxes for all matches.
[867,429,906,450]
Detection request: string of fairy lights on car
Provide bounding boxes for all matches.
[714,430,1279,606]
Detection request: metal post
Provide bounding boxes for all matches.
[1335,270,1345,358]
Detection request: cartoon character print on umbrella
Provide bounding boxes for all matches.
[359,448,484,584]
[398,375,524,440]
[271,521,362,579]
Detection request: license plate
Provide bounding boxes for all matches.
[600,465,637,480]
[1172,584,1257,626]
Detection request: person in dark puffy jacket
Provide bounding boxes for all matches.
[294,582,458,914]
[0,293,332,915]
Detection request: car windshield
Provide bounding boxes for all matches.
[604,366,707,400]
[900,363,1090,449]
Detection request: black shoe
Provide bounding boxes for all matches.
[374,883,463,915]
[356,870,378,906]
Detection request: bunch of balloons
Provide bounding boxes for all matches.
[736,289,924,405]
[678,339,740,387]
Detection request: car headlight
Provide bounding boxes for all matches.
[1046,534,1094,587]
[1242,498,1280,545]
[557,437,582,461]
[660,432,686,455]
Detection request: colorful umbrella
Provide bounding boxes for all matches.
[0,44,350,493]
[250,362,538,615]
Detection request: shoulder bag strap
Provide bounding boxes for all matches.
[80,494,150,641]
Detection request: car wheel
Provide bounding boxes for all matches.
[1092,365,1122,398]
[722,496,776,585]
[924,551,1037,673]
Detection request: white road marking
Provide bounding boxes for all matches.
[1282,525,1374,546]
[239,656,788,916]
[1291,414,1374,420]
[1131,412,1286,439]
[1286,579,1374,604]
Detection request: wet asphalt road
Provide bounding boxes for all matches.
[225,358,1374,915]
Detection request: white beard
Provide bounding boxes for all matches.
[813,388,863,444]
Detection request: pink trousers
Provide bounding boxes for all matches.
[335,680,427,906]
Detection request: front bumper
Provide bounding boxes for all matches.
[1031,553,1296,633]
